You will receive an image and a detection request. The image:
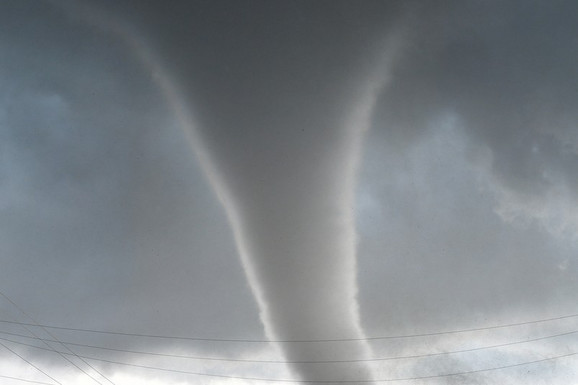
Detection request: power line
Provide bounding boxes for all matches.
[0,290,115,385]
[392,352,577,383]
[1,334,576,382]
[33,348,578,383]
[0,328,576,364]
[0,374,56,385]
[3,321,107,385]
[0,341,62,385]
[0,312,576,343]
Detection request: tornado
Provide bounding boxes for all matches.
[167,4,404,382]
[56,1,405,382]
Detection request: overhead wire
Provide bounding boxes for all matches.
[0,330,576,382]
[76,351,578,383]
[2,343,574,383]
[0,341,62,385]
[0,290,115,385]
[0,374,57,385]
[0,327,576,364]
[0,312,576,343]
[1,320,107,385]
[1,301,576,382]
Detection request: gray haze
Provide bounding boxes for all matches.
[0,1,577,384]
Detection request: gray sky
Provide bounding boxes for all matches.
[0,1,577,384]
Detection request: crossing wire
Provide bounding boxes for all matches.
[0,290,114,385]
[0,341,61,385]
[0,374,56,385]
[0,327,576,364]
[0,312,576,343]
[0,333,576,382]
[73,351,578,383]
[14,346,578,383]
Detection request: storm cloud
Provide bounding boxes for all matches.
[0,1,577,384]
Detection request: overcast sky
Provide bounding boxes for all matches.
[1,1,577,384]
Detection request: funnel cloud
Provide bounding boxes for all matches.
[119,2,407,382]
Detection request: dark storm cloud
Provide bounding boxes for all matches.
[356,0,578,361]
[372,0,578,222]
[1,0,577,384]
